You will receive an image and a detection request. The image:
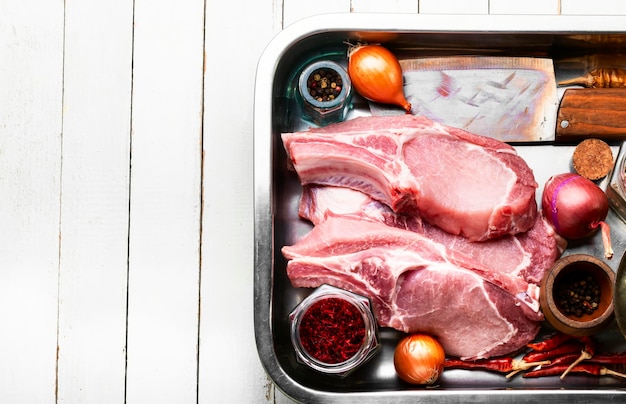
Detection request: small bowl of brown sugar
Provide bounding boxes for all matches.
[572,138,614,180]
[540,254,615,336]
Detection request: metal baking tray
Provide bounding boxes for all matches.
[254,14,626,402]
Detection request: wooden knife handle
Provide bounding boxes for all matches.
[556,88,626,142]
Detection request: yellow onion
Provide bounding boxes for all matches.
[394,334,445,385]
[347,44,411,113]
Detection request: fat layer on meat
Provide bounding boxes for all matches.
[299,185,561,285]
[282,115,538,241]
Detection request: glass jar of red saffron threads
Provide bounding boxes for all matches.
[289,285,380,376]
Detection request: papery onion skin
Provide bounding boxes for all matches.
[542,173,608,239]
[347,44,412,113]
[541,173,613,259]
[394,334,445,385]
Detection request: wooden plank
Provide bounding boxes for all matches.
[199,0,283,402]
[562,0,626,15]
[0,1,63,402]
[283,0,351,27]
[125,0,204,402]
[490,0,560,14]
[56,0,133,402]
[351,0,418,13]
[419,0,488,14]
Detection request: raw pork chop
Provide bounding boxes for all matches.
[282,214,543,359]
[299,185,561,284]
[282,115,538,241]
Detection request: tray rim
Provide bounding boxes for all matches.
[253,13,626,403]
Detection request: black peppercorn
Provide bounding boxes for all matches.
[307,67,342,102]
[555,273,601,317]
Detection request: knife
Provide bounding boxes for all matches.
[369,56,560,143]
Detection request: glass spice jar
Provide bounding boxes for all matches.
[297,60,352,126]
[289,284,380,376]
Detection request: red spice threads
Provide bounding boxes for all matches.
[289,285,380,376]
[299,297,366,364]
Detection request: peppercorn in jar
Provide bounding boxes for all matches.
[306,68,343,103]
[297,60,352,126]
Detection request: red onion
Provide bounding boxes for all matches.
[541,173,613,259]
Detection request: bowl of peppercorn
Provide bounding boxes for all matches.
[540,254,615,337]
[297,60,352,126]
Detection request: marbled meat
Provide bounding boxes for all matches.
[299,185,562,285]
[281,115,538,241]
[282,213,544,360]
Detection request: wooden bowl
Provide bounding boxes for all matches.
[540,254,615,336]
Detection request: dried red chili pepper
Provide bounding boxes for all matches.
[523,363,626,379]
[560,336,596,380]
[446,334,626,381]
[542,353,580,368]
[527,333,573,352]
[589,352,626,365]
[522,341,584,363]
[445,357,550,378]
[298,297,366,364]
[445,357,516,373]
[522,366,562,378]
[522,364,579,378]
[580,336,596,356]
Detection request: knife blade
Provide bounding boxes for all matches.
[369,56,560,143]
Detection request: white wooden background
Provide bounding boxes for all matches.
[1,1,624,403]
